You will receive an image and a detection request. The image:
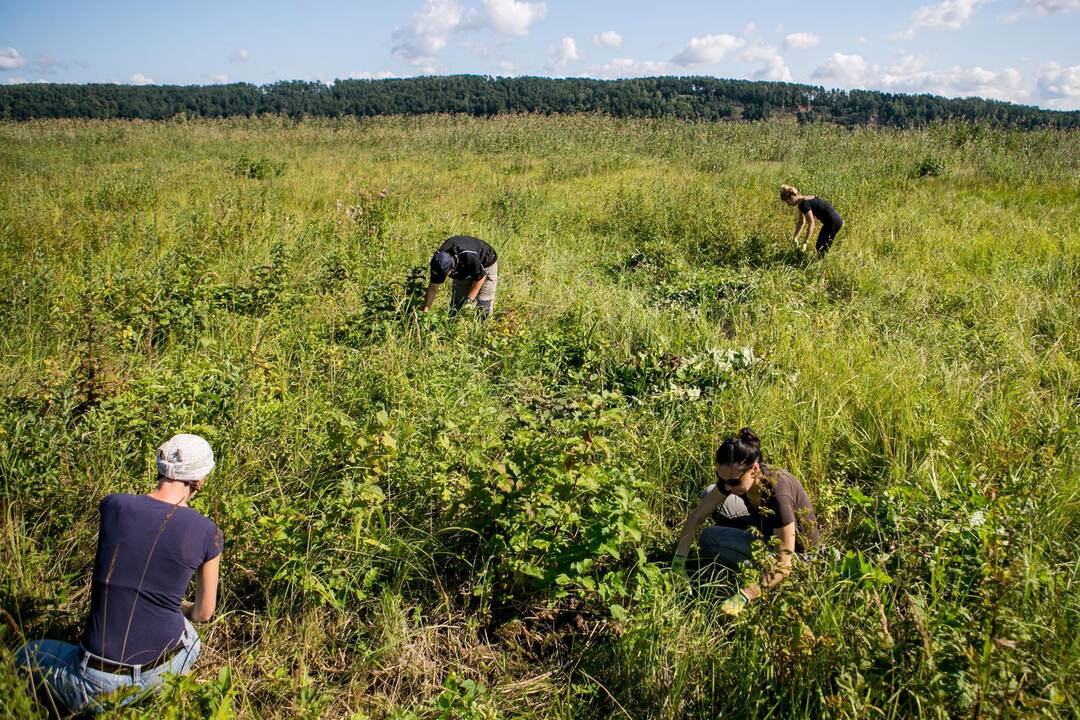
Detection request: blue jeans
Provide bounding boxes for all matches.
[699,486,755,568]
[15,618,201,715]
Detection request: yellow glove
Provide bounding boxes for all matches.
[720,591,750,616]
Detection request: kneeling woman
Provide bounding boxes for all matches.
[16,434,222,715]
[673,428,818,615]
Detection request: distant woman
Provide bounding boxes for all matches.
[672,428,819,615]
[781,184,843,257]
[15,434,222,715]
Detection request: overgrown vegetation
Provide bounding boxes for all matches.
[0,115,1077,718]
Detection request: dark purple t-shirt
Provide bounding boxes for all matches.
[81,494,222,664]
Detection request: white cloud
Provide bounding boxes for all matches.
[392,0,463,66]
[594,30,622,48]
[811,53,871,86]
[465,0,547,36]
[585,57,670,78]
[209,74,229,84]
[671,34,744,66]
[893,0,987,39]
[129,73,154,85]
[879,56,1029,102]
[498,59,517,72]
[811,52,1032,105]
[784,32,820,50]
[1026,0,1080,11]
[742,42,791,81]
[0,47,27,70]
[230,48,249,63]
[345,70,398,79]
[547,36,579,71]
[743,22,756,36]
[1037,62,1080,109]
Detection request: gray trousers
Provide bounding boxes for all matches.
[451,262,498,316]
[699,485,755,568]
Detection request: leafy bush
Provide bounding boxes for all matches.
[453,395,654,611]
[232,153,285,179]
[916,154,946,177]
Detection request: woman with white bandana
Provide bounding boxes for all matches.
[15,434,222,715]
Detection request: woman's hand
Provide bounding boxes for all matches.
[720,591,750,616]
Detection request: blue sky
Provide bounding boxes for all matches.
[2,0,1078,109]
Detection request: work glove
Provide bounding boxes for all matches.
[719,590,750,616]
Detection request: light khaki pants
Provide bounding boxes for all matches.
[451,262,498,316]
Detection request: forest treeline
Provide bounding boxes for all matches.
[1,75,1077,128]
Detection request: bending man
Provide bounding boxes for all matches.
[422,235,499,317]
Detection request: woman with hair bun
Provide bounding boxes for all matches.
[672,428,819,615]
[780,184,843,257]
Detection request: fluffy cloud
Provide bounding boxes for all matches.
[784,32,820,50]
[547,36,579,71]
[671,34,744,66]
[811,53,871,86]
[879,56,1028,102]
[465,0,547,36]
[812,53,1031,104]
[594,30,622,48]
[1025,0,1080,11]
[0,47,27,70]
[231,48,250,63]
[742,42,791,81]
[392,0,546,67]
[1037,62,1080,109]
[586,57,670,78]
[129,73,154,85]
[894,0,987,39]
[392,0,463,66]
[209,74,229,84]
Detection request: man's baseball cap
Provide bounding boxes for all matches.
[430,251,454,282]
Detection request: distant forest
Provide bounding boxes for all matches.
[2,75,1077,129]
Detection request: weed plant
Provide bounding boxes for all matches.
[0,115,1077,718]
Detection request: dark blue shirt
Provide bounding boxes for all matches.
[81,494,222,664]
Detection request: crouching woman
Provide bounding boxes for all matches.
[15,434,223,715]
[673,428,818,615]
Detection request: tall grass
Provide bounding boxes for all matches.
[0,115,1077,718]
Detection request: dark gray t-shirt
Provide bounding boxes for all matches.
[81,494,222,664]
[747,465,820,552]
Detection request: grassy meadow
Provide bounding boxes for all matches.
[0,114,1078,719]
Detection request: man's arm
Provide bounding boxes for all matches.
[422,282,441,312]
[465,277,486,302]
[183,553,220,623]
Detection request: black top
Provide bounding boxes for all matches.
[797,196,842,226]
[430,235,498,283]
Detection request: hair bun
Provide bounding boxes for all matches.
[737,427,760,451]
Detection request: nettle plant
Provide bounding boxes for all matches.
[455,392,654,613]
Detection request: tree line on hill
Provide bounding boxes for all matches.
[1,75,1076,129]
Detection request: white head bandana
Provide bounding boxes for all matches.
[156,434,216,482]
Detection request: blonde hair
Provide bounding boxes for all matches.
[779,185,799,203]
